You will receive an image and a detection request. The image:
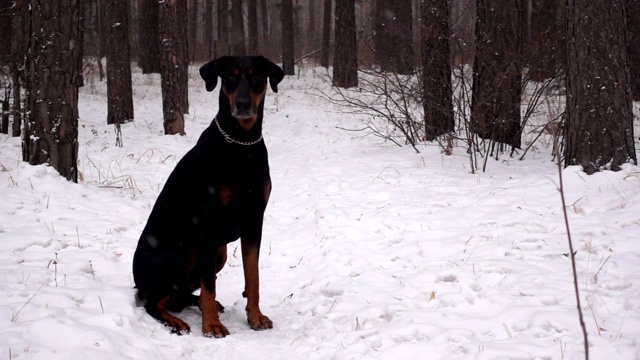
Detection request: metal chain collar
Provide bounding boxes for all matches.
[214,117,263,146]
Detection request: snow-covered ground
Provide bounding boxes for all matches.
[1,65,639,359]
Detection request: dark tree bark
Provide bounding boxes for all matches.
[526,0,564,82]
[629,0,640,100]
[260,0,269,50]
[449,0,476,65]
[306,0,317,51]
[159,0,187,135]
[320,0,331,68]
[96,0,106,80]
[373,0,414,74]
[564,0,636,174]
[230,0,245,54]
[333,0,357,88]
[471,0,524,150]
[282,0,295,75]
[421,0,454,140]
[0,0,14,134]
[105,0,134,127]
[177,0,189,113]
[248,0,259,54]
[138,0,161,73]
[189,0,198,62]
[0,0,11,64]
[23,0,82,182]
[10,0,28,137]
[204,0,214,60]
[217,0,229,55]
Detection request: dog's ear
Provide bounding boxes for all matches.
[257,56,285,93]
[199,56,231,92]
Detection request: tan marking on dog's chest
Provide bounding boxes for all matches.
[218,185,234,206]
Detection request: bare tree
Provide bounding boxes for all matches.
[203,0,214,60]
[105,0,134,131]
[471,0,524,151]
[10,0,28,137]
[248,0,259,54]
[260,0,269,52]
[138,0,160,73]
[629,0,640,100]
[217,0,229,56]
[526,0,565,82]
[320,0,332,68]
[373,0,414,74]
[420,0,454,140]
[282,0,295,75]
[23,0,82,182]
[564,0,636,174]
[333,0,357,88]
[230,0,245,55]
[159,0,188,135]
[188,0,198,62]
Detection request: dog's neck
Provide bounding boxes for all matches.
[216,92,265,145]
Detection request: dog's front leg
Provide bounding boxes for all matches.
[200,243,229,338]
[241,230,273,330]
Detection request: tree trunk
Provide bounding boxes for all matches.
[0,0,11,64]
[218,0,229,56]
[282,0,295,75]
[320,0,331,68]
[248,0,259,54]
[105,0,134,127]
[471,0,523,150]
[10,0,28,137]
[449,0,476,65]
[96,0,105,80]
[260,0,269,52]
[629,0,640,100]
[204,0,214,60]
[564,0,636,173]
[230,0,246,55]
[526,0,564,82]
[177,0,189,114]
[333,0,357,88]
[373,0,414,74]
[189,0,198,62]
[24,0,82,182]
[421,0,454,140]
[138,0,161,74]
[159,0,187,135]
[306,0,317,54]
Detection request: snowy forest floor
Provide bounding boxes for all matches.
[1,65,640,359]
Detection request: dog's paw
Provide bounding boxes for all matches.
[203,321,230,338]
[166,320,191,335]
[216,300,225,313]
[170,327,191,336]
[247,313,273,331]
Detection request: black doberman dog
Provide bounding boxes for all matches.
[133,56,284,338]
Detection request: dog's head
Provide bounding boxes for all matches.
[199,56,284,129]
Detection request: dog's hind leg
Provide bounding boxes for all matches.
[175,293,225,313]
[145,296,191,335]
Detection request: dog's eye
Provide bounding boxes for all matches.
[227,75,237,83]
[252,75,265,83]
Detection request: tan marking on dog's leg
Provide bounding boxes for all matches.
[157,296,190,334]
[200,282,229,338]
[241,244,272,330]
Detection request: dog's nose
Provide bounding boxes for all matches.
[236,98,251,112]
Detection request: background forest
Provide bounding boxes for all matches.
[0,1,639,359]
